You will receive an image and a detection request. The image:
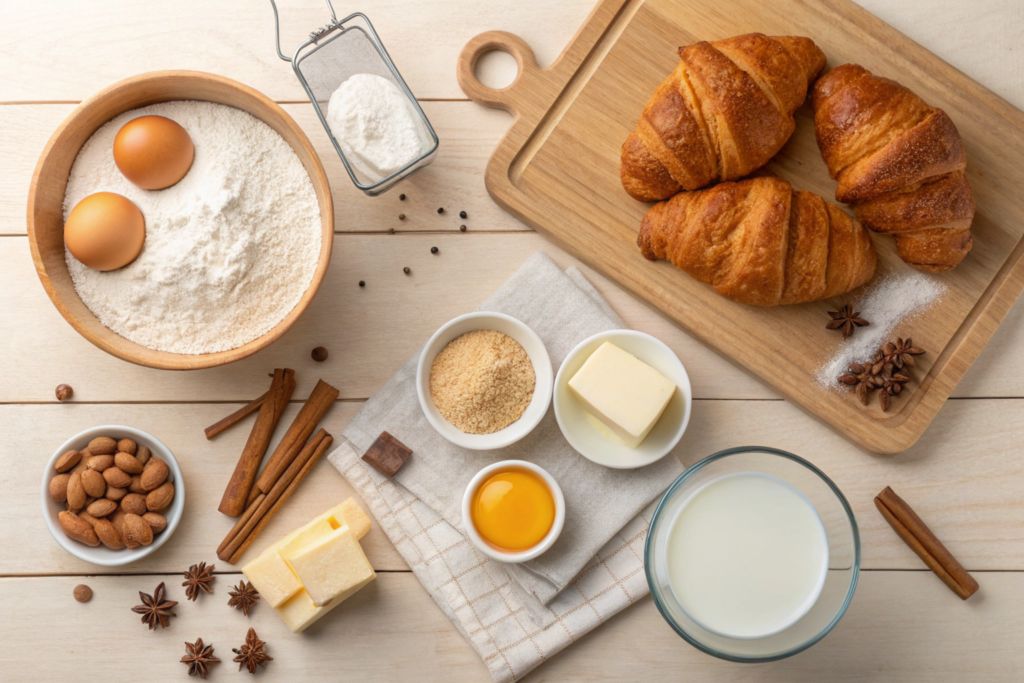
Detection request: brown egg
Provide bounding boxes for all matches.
[113,115,194,190]
[64,192,146,271]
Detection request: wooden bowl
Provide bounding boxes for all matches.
[27,71,334,370]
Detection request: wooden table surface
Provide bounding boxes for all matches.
[2,1,1022,680]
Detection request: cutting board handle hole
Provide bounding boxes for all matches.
[474,50,518,90]
[457,31,543,117]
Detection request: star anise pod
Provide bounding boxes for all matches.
[878,370,912,412]
[233,627,272,674]
[881,337,925,369]
[826,304,869,339]
[181,638,220,679]
[131,581,177,630]
[228,580,260,616]
[838,361,884,405]
[182,562,216,601]
[870,348,893,377]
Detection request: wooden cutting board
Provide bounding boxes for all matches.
[455,0,1024,454]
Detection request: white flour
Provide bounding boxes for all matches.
[64,101,321,355]
[326,74,425,180]
[816,270,946,390]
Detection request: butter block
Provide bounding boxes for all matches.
[275,575,373,633]
[242,498,373,608]
[568,341,676,448]
[289,525,376,607]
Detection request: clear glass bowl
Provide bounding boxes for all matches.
[645,447,860,662]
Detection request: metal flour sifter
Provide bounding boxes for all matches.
[270,0,439,196]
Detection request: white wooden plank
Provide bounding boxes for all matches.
[5,397,1022,575]
[0,102,523,236]
[0,571,1020,680]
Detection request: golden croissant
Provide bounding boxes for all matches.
[621,33,826,202]
[638,177,877,306]
[812,64,974,272]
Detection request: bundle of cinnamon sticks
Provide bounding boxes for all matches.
[209,372,339,564]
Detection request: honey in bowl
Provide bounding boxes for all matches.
[470,468,555,552]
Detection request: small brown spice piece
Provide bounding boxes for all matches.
[359,280,365,287]
[430,246,438,254]
[459,210,467,219]
[398,213,406,220]
[73,584,92,602]
[826,304,869,339]
[182,638,220,679]
[233,628,272,674]
[460,225,467,232]
[228,580,260,616]
[399,193,406,200]
[437,207,444,214]
[362,431,413,477]
[132,582,177,630]
[183,562,216,601]
[403,266,411,275]
[311,346,329,362]
[882,337,925,369]
[55,384,73,401]
[838,362,884,405]
[878,370,912,412]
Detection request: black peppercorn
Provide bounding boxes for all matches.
[459,211,467,219]
[55,384,73,401]
[359,280,365,287]
[399,194,406,200]
[311,346,329,362]
[431,246,438,254]
[437,207,444,214]
[460,225,467,232]
[403,267,411,274]
[399,214,405,220]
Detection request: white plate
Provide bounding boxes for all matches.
[554,330,691,469]
[41,425,185,566]
[417,312,553,450]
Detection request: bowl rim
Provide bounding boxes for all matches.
[461,459,565,563]
[41,425,185,567]
[553,329,692,469]
[643,446,861,663]
[26,69,334,370]
[416,311,553,450]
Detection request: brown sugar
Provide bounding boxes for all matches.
[429,330,536,434]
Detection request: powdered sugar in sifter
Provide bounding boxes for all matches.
[270,0,439,196]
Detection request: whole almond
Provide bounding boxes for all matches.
[93,518,124,550]
[122,513,153,548]
[111,509,128,536]
[55,450,82,473]
[128,474,147,494]
[66,471,87,510]
[146,482,174,512]
[49,473,71,503]
[102,467,132,488]
[69,455,93,476]
[114,452,144,475]
[87,498,117,518]
[141,456,169,491]
[116,438,137,455]
[78,511,100,526]
[121,493,148,516]
[58,511,100,547]
[88,436,117,455]
[105,486,128,502]
[141,512,167,533]
[87,454,114,472]
[135,445,151,466]
[80,469,106,498]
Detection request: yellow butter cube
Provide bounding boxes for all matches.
[274,571,375,633]
[289,525,376,607]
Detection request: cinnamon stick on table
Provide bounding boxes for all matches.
[204,391,268,440]
[875,486,979,600]
[218,429,333,564]
[217,368,295,517]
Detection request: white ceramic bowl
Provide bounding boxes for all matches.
[41,425,185,566]
[554,330,692,469]
[461,460,565,563]
[417,312,553,450]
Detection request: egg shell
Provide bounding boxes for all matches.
[113,115,194,190]
[64,192,146,271]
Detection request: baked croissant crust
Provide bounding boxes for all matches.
[621,33,825,202]
[638,177,877,306]
[812,63,974,271]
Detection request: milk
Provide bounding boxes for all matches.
[666,471,828,639]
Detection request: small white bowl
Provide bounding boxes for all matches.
[554,330,692,469]
[41,425,185,566]
[417,312,553,450]
[461,460,565,563]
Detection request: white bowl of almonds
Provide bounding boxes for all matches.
[41,425,184,566]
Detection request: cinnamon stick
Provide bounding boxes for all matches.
[204,392,268,439]
[253,379,338,495]
[875,486,979,600]
[217,369,296,517]
[216,492,265,556]
[219,429,332,564]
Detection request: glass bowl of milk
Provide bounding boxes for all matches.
[645,447,859,661]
